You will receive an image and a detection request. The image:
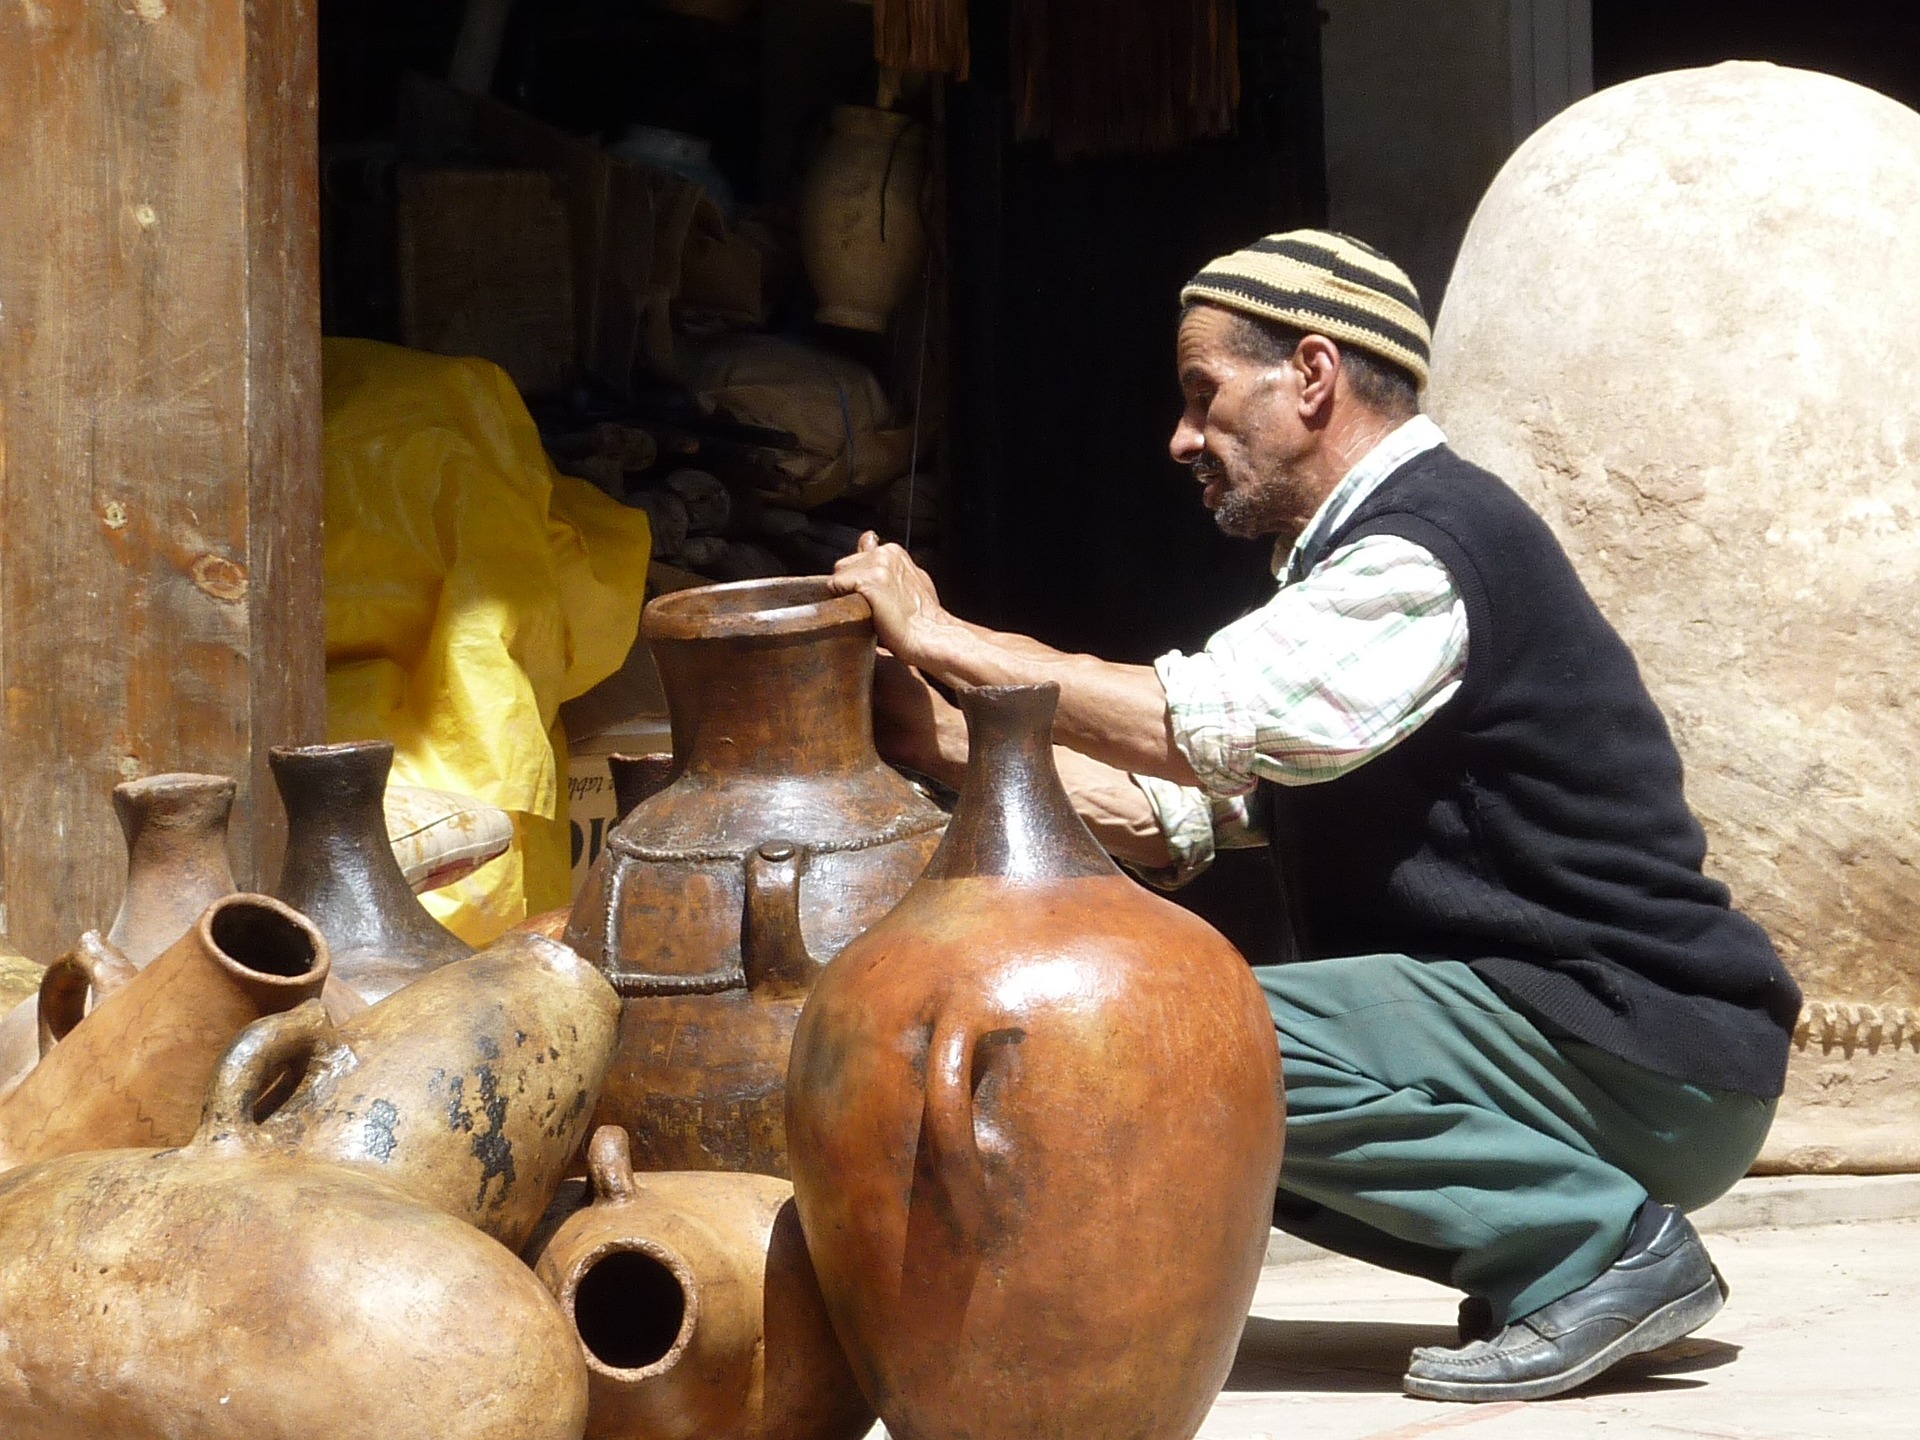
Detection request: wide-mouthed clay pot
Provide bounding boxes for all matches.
[271,740,473,1004]
[531,1126,871,1440]
[215,933,619,1250]
[787,684,1284,1440]
[565,577,945,1177]
[0,1073,589,1440]
[0,894,329,1172]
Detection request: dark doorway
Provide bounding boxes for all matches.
[1593,1,1920,112]
[942,0,1327,964]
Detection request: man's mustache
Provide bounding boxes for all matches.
[1193,456,1225,483]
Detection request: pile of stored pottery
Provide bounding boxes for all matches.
[0,576,1285,1440]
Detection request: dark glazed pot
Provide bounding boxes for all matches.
[786,684,1285,1440]
[531,1126,873,1440]
[565,577,945,1177]
[271,741,472,1004]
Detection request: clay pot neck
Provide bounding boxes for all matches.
[109,773,237,964]
[270,742,459,957]
[922,685,1119,883]
[645,578,883,778]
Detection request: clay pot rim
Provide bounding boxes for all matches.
[564,1235,701,1381]
[268,739,394,764]
[642,576,871,643]
[114,772,238,796]
[198,894,331,988]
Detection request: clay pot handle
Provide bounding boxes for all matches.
[587,1124,642,1203]
[742,841,819,993]
[924,1018,992,1236]
[197,999,344,1146]
[36,932,137,1057]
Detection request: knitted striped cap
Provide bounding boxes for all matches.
[1181,230,1431,389]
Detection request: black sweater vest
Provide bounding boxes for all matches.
[1259,445,1800,1097]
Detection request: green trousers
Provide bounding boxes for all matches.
[1257,954,1776,1324]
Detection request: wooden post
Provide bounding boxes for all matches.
[0,0,324,958]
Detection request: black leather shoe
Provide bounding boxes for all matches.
[1404,1205,1725,1403]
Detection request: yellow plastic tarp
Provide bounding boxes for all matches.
[322,338,650,943]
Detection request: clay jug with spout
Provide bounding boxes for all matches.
[0,1055,589,1440]
[799,106,928,333]
[272,740,473,1004]
[786,684,1285,1440]
[0,894,330,1172]
[566,577,946,1177]
[531,1126,872,1440]
[212,933,619,1251]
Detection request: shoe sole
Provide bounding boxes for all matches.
[1401,1275,1726,1404]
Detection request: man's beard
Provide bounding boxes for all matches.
[1200,458,1294,541]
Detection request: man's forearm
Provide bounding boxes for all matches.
[912,614,1200,786]
[1050,746,1174,870]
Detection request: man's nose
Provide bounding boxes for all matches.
[1170,416,1203,465]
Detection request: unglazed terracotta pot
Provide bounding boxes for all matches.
[532,1127,872,1440]
[566,577,945,1177]
[787,684,1285,1440]
[798,105,928,333]
[0,773,364,1102]
[0,1087,588,1439]
[108,771,240,964]
[0,895,329,1171]
[271,740,473,1004]
[215,933,619,1250]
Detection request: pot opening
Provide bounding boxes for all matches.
[575,1248,688,1371]
[209,902,320,979]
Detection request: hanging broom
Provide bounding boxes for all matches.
[873,0,971,83]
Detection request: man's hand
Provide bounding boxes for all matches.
[871,653,967,786]
[830,533,948,668]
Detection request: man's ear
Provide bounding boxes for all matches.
[1293,335,1342,421]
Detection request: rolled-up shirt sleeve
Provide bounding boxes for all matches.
[1155,533,1468,799]
[1128,774,1267,889]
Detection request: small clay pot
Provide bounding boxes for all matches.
[108,772,239,965]
[787,685,1285,1440]
[0,1077,589,1439]
[271,740,473,1004]
[532,1126,872,1440]
[217,933,620,1251]
[0,895,329,1172]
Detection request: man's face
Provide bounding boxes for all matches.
[1169,305,1314,542]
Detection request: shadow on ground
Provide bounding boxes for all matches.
[1227,1317,1743,1397]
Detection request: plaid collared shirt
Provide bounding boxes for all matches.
[1134,415,1467,886]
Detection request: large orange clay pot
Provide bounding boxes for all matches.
[787,684,1285,1440]
[532,1127,872,1440]
[271,740,473,1004]
[0,895,329,1171]
[566,577,945,1177]
[0,1065,589,1440]
[214,933,619,1250]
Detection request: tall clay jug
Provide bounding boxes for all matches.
[798,105,928,333]
[212,933,620,1251]
[0,894,330,1171]
[566,577,946,1177]
[786,684,1285,1440]
[531,1126,872,1440]
[271,740,472,1004]
[0,1064,589,1440]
